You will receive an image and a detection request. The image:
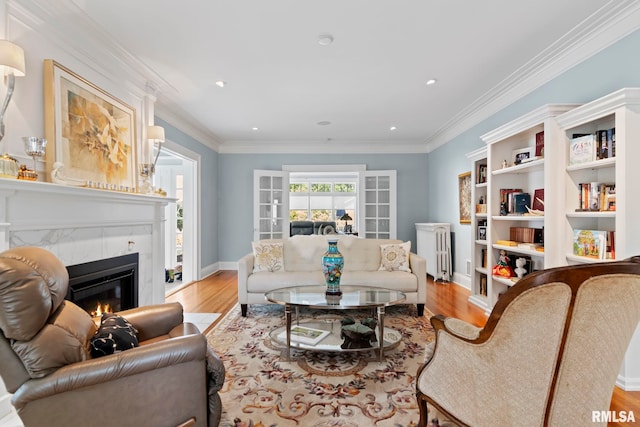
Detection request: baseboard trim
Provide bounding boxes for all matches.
[616,374,640,391]
[218,261,238,271]
[452,272,471,290]
[200,262,220,279]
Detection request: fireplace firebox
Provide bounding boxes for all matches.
[66,253,139,316]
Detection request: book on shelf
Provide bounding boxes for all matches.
[499,188,525,215]
[569,134,597,165]
[496,239,518,246]
[277,325,330,345]
[479,274,487,296]
[512,193,531,214]
[596,127,616,159]
[535,131,544,157]
[572,229,612,260]
[509,227,543,244]
[577,182,615,211]
[532,189,544,212]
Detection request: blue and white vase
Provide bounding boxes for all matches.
[322,238,344,295]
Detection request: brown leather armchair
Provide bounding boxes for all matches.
[416,257,640,427]
[0,246,225,427]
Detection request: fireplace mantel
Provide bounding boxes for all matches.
[0,177,174,307]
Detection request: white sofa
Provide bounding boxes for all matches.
[237,235,427,317]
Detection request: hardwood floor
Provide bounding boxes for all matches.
[167,271,640,425]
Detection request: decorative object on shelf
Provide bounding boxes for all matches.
[322,238,343,295]
[340,317,377,349]
[51,162,87,186]
[22,137,46,179]
[458,171,471,224]
[17,164,36,181]
[139,125,165,194]
[512,147,537,165]
[0,40,25,179]
[514,257,527,279]
[44,60,137,190]
[492,250,514,278]
[502,159,508,168]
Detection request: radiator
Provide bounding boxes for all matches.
[416,223,452,282]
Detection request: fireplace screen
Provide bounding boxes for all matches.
[66,253,139,316]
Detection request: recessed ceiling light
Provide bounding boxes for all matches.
[317,120,332,126]
[252,127,259,131]
[426,79,437,86]
[317,34,334,46]
[215,80,226,88]
[390,126,397,131]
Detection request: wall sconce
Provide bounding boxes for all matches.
[139,125,164,193]
[0,40,25,178]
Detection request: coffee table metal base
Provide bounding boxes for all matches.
[274,304,397,362]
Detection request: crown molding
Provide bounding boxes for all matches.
[7,0,175,98]
[218,139,428,154]
[425,0,640,153]
[154,104,222,152]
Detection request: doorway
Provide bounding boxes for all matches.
[154,143,199,296]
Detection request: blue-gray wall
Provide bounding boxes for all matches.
[219,153,428,262]
[155,118,220,269]
[428,28,640,279]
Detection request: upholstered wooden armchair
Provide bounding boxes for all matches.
[0,247,225,427]
[416,257,640,427]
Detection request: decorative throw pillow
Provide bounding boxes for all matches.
[252,241,284,272]
[379,241,412,272]
[90,313,139,358]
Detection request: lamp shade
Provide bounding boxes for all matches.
[340,213,352,221]
[147,125,165,142]
[0,40,25,76]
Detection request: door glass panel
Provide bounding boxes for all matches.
[259,176,271,189]
[378,219,390,232]
[365,177,377,189]
[365,205,377,217]
[378,176,390,189]
[365,190,376,203]
[378,205,390,218]
[378,190,390,204]
[260,190,272,204]
[259,205,271,218]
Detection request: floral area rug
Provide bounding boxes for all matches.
[207,303,445,427]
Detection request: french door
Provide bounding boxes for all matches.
[253,168,396,240]
[253,170,290,241]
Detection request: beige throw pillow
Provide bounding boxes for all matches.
[379,241,412,272]
[252,242,284,272]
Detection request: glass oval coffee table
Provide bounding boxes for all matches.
[265,285,406,362]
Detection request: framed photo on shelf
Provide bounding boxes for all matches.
[458,171,472,224]
[44,60,138,189]
[477,225,487,241]
[512,147,536,165]
[476,164,487,184]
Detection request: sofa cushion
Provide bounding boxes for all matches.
[379,241,412,273]
[252,241,284,272]
[340,237,403,271]
[341,271,418,293]
[247,271,324,292]
[283,235,328,272]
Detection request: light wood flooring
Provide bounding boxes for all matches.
[167,271,640,426]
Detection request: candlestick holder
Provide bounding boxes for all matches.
[22,137,47,178]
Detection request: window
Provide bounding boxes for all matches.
[289,173,357,232]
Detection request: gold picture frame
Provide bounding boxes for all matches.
[458,171,472,224]
[44,60,137,189]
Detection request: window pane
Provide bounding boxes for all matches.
[289,197,308,210]
[310,195,332,209]
[311,210,331,221]
[290,183,308,192]
[311,183,331,192]
[290,210,308,220]
[335,183,355,192]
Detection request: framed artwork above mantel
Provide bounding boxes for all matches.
[43,59,138,190]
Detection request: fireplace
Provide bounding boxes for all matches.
[66,253,139,316]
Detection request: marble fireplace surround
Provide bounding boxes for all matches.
[0,177,172,419]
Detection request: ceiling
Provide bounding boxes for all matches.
[29,1,639,152]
